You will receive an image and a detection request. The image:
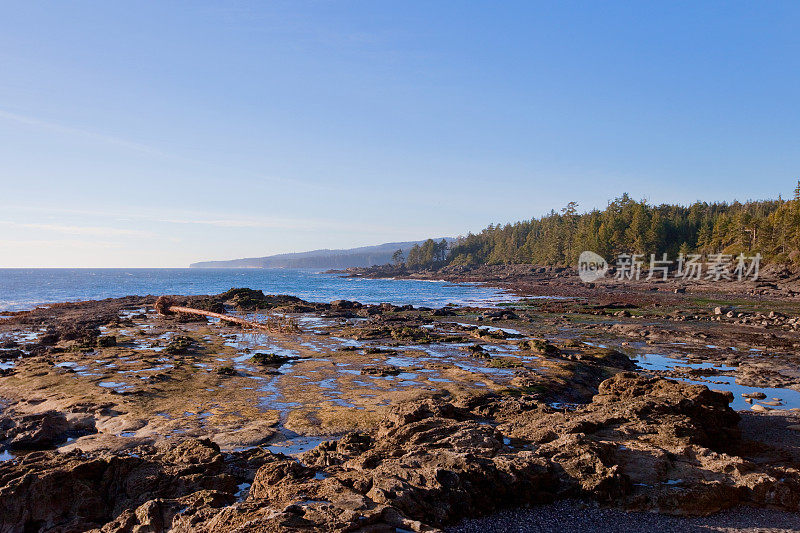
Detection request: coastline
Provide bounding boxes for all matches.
[1,280,800,530]
[332,262,800,302]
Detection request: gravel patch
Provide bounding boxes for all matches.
[446,500,800,533]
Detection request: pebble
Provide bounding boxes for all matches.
[447,499,800,532]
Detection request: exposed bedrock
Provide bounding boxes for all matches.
[1,373,798,532]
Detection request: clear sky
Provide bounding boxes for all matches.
[1,1,798,267]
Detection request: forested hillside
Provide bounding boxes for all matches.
[443,184,800,267]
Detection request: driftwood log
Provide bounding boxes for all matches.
[154,296,297,333]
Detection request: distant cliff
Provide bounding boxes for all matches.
[190,239,453,269]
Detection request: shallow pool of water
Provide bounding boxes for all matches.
[634,353,800,410]
[267,435,332,455]
[680,375,800,411]
[635,353,737,372]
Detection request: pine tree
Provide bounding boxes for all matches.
[445,183,800,268]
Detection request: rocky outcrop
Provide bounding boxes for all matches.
[0,411,96,450]
[0,439,271,533]
[2,375,799,532]
[494,374,799,515]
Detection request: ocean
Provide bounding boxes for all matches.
[0,268,514,312]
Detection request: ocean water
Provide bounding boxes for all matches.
[0,269,515,312]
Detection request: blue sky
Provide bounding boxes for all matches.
[1,1,798,267]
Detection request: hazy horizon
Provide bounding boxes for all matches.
[1,2,798,267]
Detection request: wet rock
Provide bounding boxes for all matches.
[463,344,490,358]
[96,335,117,347]
[3,374,800,531]
[37,332,60,346]
[223,374,789,528]
[330,300,362,310]
[219,288,267,309]
[524,339,560,356]
[301,433,373,466]
[251,352,296,365]
[391,326,433,343]
[56,322,101,345]
[492,374,800,515]
[361,365,401,377]
[277,399,558,529]
[476,328,510,340]
[164,335,195,355]
[0,349,24,360]
[486,357,524,368]
[742,392,767,400]
[363,305,382,316]
[0,411,95,450]
[216,365,236,376]
[0,438,269,532]
[340,324,432,343]
[563,348,636,370]
[482,309,519,320]
[218,289,309,311]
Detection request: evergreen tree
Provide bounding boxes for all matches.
[391,249,405,266]
[445,185,800,268]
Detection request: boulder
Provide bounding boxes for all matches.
[0,438,270,532]
[0,411,91,450]
[330,300,362,310]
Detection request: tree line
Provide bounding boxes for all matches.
[393,183,800,268]
[394,239,449,269]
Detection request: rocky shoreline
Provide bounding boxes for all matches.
[335,262,800,300]
[1,281,799,531]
